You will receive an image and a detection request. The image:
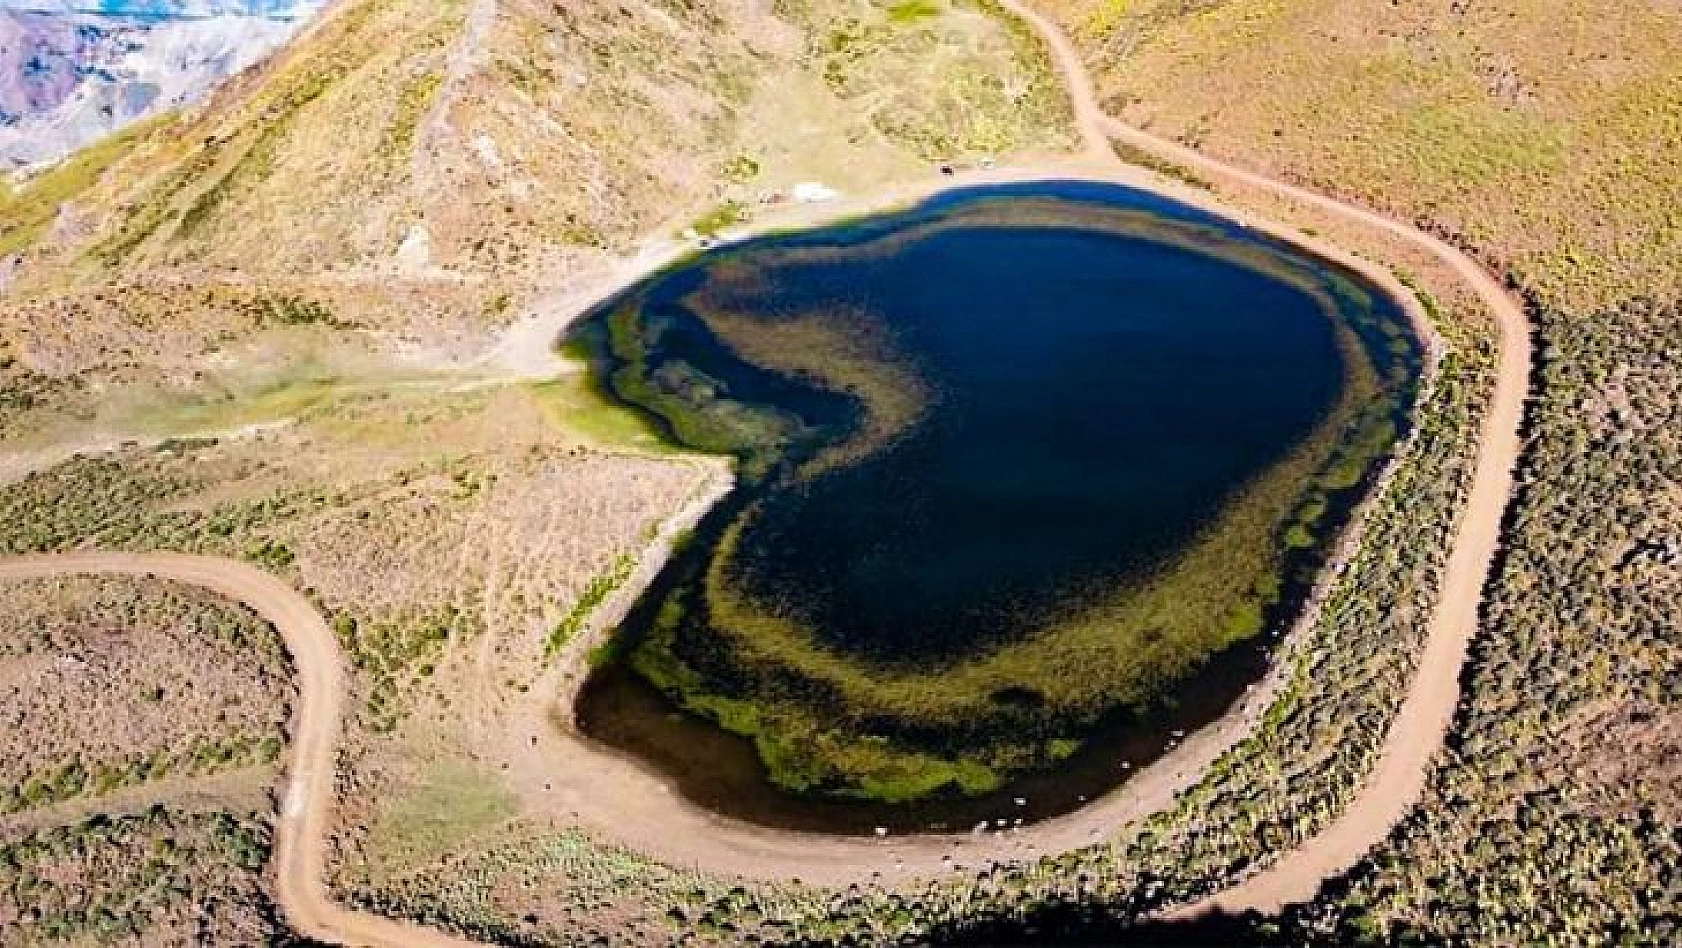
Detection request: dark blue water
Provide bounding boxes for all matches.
[728,223,1345,661]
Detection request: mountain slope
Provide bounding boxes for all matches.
[1042,0,1681,313]
[0,0,1071,443]
[3,2,312,13]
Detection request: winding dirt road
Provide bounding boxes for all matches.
[993,0,1532,916]
[0,1,1529,941]
[1110,108,1530,922]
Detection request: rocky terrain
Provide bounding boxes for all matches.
[0,1,320,167]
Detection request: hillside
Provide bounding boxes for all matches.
[1036,0,1681,940]
[1043,0,1682,312]
[0,0,1071,450]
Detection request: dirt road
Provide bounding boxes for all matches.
[1108,116,1531,920]
[993,0,1533,916]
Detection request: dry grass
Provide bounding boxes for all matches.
[0,579,290,943]
[1035,0,1682,940]
[0,576,292,815]
[341,818,840,945]
[0,7,1072,925]
[0,364,728,937]
[0,373,724,937]
[349,754,517,887]
[0,380,708,726]
[1044,0,1682,312]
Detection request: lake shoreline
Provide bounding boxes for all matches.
[567,181,1432,830]
[486,152,1454,885]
